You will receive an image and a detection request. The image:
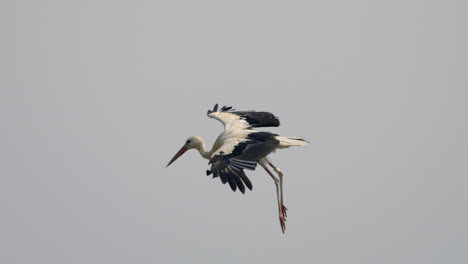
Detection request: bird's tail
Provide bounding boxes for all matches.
[275,137,309,149]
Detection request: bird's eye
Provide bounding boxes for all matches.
[186,140,191,144]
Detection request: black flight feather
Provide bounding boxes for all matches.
[233,111,280,128]
[224,171,237,192]
[231,171,245,194]
[237,170,253,191]
[218,170,228,184]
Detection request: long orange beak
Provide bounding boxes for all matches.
[166,146,188,167]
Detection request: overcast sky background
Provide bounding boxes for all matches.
[1,1,467,263]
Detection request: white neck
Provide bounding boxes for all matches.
[195,139,212,159]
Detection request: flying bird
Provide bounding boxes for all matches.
[166,104,308,233]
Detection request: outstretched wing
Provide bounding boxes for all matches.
[207,104,280,130]
[207,132,280,193]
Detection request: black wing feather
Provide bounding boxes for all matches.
[230,170,245,194]
[233,111,280,128]
[230,132,279,161]
[226,173,237,192]
[219,169,235,191]
[218,170,228,184]
[232,167,253,191]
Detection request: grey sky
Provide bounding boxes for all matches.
[1,1,467,263]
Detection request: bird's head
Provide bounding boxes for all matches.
[166,136,203,167]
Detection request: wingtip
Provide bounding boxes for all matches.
[207,104,219,115]
[229,182,237,192]
[220,105,233,112]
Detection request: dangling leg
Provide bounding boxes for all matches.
[260,161,286,233]
[267,160,287,218]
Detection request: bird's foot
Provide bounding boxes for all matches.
[279,214,287,233]
[279,204,288,233]
[281,204,288,218]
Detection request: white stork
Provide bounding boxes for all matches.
[166,104,308,233]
